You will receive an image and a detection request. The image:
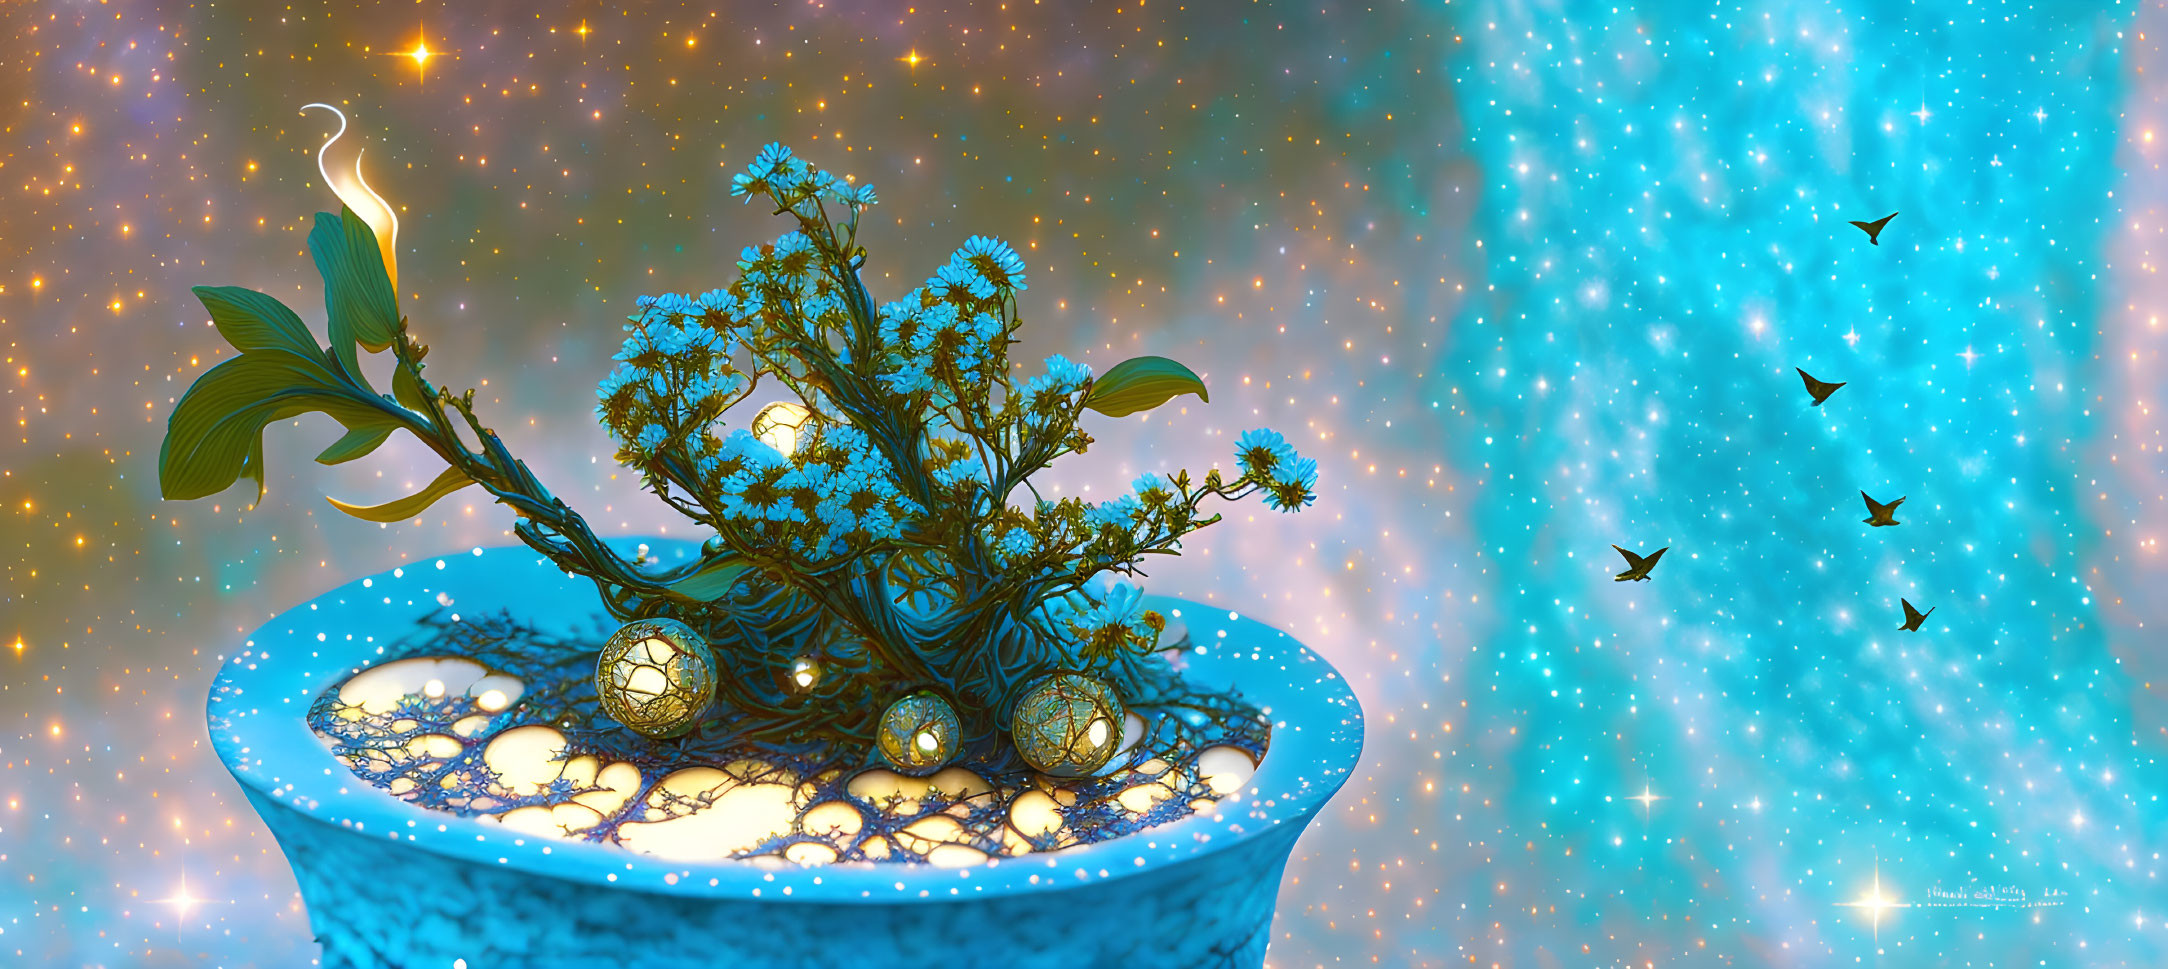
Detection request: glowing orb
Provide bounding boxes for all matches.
[876,692,960,776]
[594,618,717,738]
[1011,673,1125,777]
[751,401,815,455]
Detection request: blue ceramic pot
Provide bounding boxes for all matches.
[208,540,1363,968]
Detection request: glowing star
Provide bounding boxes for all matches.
[902,49,924,68]
[1837,855,1908,941]
[299,103,400,288]
[1627,784,1662,815]
[158,874,201,920]
[382,25,451,85]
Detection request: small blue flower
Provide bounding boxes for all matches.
[1132,472,1174,507]
[953,235,1028,291]
[1262,455,1318,513]
[635,424,668,452]
[1085,493,1143,531]
[994,527,1034,563]
[751,143,794,178]
[697,288,736,315]
[931,262,996,302]
[1234,428,1297,478]
[719,428,786,471]
[1080,579,1146,630]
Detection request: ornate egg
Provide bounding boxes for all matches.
[876,691,960,776]
[594,618,717,738]
[1011,673,1125,777]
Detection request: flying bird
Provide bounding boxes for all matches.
[1861,491,1905,527]
[1611,544,1668,582]
[1796,367,1846,406]
[1849,211,1897,245]
[1899,598,1935,631]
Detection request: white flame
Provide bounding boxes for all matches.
[300,103,400,288]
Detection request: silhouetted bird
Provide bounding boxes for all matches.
[1899,598,1935,631]
[1611,544,1668,582]
[1861,491,1905,527]
[1796,367,1846,406]
[1849,212,1897,245]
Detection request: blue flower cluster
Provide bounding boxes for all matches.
[1078,580,1148,636]
[701,420,923,557]
[729,143,878,211]
[1234,429,1318,513]
[1019,354,1093,417]
[876,299,1004,395]
[583,141,1320,671]
[873,235,1029,400]
[593,297,743,462]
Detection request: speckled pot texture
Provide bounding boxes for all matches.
[208,540,1364,969]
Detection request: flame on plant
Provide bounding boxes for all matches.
[300,103,400,289]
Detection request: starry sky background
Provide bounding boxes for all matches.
[3,0,2166,966]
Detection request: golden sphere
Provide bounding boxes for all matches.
[750,401,815,456]
[876,692,960,776]
[594,618,717,738]
[1011,673,1125,777]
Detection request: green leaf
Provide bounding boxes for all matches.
[310,208,401,389]
[392,358,433,414]
[664,556,752,603]
[325,466,476,523]
[1081,355,1210,418]
[159,352,388,506]
[192,286,323,363]
[315,421,400,466]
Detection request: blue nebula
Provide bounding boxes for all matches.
[1438,0,2161,962]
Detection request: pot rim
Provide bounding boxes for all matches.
[208,539,1363,905]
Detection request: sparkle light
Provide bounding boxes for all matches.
[1837,854,1908,941]
[155,872,204,928]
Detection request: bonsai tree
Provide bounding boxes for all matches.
[161,143,1317,776]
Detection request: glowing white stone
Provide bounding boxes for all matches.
[339,657,487,713]
[1117,781,1174,813]
[614,767,799,862]
[785,841,838,865]
[573,761,642,816]
[468,673,523,710]
[1086,718,1110,747]
[800,800,864,839]
[482,725,570,796]
[1197,746,1257,796]
[450,716,490,738]
[422,679,447,699]
[1008,790,1063,837]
